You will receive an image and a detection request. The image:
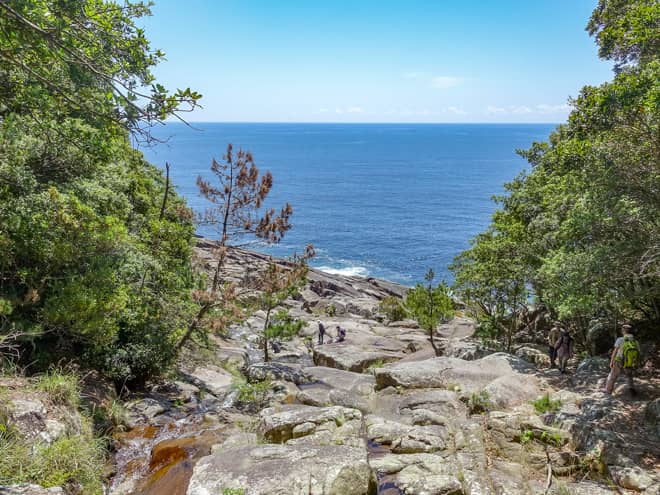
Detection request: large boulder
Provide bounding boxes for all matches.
[258,405,362,445]
[374,353,538,405]
[247,363,311,385]
[182,365,234,398]
[313,344,403,372]
[586,320,615,356]
[187,444,374,495]
[365,415,449,453]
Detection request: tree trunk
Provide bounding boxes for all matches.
[263,307,272,362]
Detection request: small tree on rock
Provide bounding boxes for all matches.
[405,269,454,356]
[257,247,314,362]
[177,144,293,350]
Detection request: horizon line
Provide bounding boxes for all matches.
[167,121,562,125]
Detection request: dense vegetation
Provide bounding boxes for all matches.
[0,0,201,383]
[451,0,660,346]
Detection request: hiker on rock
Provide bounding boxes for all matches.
[336,325,346,342]
[547,320,562,368]
[317,321,325,345]
[603,324,640,395]
[554,326,573,374]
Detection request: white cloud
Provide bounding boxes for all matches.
[511,105,533,115]
[485,103,570,116]
[447,106,467,115]
[535,103,571,114]
[486,105,506,115]
[402,71,423,79]
[430,76,462,89]
[333,106,365,115]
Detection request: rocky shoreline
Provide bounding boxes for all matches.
[2,243,659,495]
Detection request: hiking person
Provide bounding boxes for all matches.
[336,325,346,342]
[555,326,573,374]
[547,321,562,368]
[603,324,640,394]
[317,321,325,345]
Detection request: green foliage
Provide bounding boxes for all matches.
[379,295,407,322]
[0,418,106,494]
[0,0,202,383]
[520,429,534,445]
[325,304,337,317]
[367,359,386,371]
[532,394,562,414]
[468,390,492,414]
[34,369,80,408]
[256,253,312,362]
[222,488,246,495]
[0,0,201,140]
[231,370,272,408]
[405,269,454,355]
[587,0,660,69]
[539,430,564,447]
[452,3,660,336]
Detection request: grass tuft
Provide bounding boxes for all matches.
[34,369,80,408]
[532,393,562,414]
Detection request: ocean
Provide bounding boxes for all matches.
[140,123,556,285]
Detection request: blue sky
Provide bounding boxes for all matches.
[142,1,614,123]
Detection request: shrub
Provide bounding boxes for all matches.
[532,394,562,414]
[379,296,407,322]
[325,304,336,317]
[468,390,492,414]
[232,376,271,407]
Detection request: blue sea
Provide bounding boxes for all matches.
[140,123,556,285]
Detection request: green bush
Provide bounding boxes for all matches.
[468,390,492,414]
[232,376,271,407]
[379,296,407,322]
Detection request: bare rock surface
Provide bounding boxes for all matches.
[187,444,374,495]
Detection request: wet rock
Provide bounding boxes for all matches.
[187,444,374,495]
[125,397,170,429]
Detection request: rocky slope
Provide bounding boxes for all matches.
[3,243,658,495]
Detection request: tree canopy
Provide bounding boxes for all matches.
[452,0,659,343]
[0,0,200,382]
[0,0,201,141]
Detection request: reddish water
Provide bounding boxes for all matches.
[112,420,228,495]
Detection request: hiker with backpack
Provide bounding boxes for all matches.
[603,324,640,394]
[554,326,573,374]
